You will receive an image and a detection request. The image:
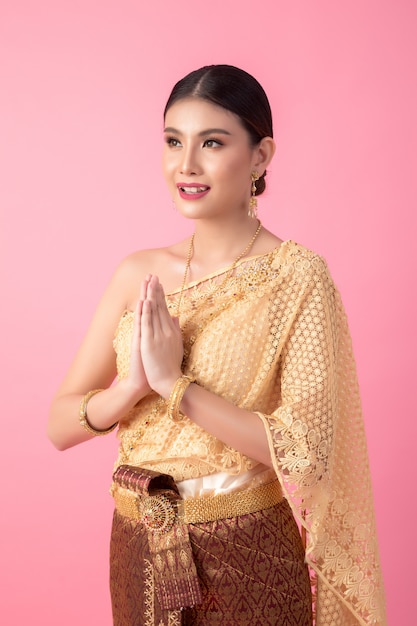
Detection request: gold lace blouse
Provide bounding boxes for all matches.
[113,240,386,626]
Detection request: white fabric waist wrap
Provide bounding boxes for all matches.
[176,465,277,499]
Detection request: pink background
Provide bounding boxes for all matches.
[1,1,415,624]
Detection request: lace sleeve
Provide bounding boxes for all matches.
[256,258,386,626]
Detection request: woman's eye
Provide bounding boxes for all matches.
[166,137,181,147]
[203,139,222,148]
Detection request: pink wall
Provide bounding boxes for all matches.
[1,1,415,623]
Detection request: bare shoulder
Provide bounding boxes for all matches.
[119,239,191,308]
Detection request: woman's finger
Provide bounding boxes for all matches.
[146,276,165,335]
[131,297,144,353]
[140,274,152,301]
[141,298,154,339]
[153,280,177,336]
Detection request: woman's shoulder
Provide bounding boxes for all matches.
[123,237,190,264]
[272,239,333,284]
[116,240,191,303]
[259,229,325,266]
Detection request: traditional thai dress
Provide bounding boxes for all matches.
[110,240,386,626]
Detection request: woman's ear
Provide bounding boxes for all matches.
[253,137,276,173]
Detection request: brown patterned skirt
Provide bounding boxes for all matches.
[110,497,312,626]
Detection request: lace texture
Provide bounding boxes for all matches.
[112,240,386,625]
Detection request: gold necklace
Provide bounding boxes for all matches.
[176,220,262,317]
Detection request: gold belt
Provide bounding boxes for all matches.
[112,478,283,531]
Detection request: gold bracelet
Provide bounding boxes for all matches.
[79,389,118,436]
[167,375,195,422]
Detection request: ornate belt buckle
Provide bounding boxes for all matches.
[139,493,177,533]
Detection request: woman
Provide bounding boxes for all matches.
[48,65,386,625]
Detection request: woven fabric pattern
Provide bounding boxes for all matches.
[110,499,312,626]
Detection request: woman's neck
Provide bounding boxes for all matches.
[190,216,262,268]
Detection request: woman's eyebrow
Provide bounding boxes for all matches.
[163,127,232,136]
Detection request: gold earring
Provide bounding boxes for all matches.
[248,171,260,218]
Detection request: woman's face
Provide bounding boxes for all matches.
[162,98,257,221]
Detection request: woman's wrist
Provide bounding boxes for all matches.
[79,389,118,436]
[80,378,150,434]
[119,377,151,404]
[167,375,195,422]
[150,371,184,400]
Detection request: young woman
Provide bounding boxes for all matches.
[48,65,386,626]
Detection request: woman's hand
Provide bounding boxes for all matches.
[127,275,152,396]
[140,275,183,398]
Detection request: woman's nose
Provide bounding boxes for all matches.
[179,146,201,176]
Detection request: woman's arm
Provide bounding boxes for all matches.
[179,385,273,466]
[140,275,273,466]
[47,258,151,450]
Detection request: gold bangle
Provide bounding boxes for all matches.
[79,389,118,436]
[167,375,195,422]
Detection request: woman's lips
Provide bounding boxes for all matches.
[177,183,210,200]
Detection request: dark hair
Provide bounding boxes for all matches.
[164,65,273,195]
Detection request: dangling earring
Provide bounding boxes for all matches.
[248,171,260,218]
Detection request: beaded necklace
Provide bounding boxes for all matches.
[176,220,262,317]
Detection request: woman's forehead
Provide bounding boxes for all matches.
[164,98,246,133]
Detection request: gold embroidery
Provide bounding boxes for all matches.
[143,558,182,626]
[144,559,154,626]
[167,611,181,626]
